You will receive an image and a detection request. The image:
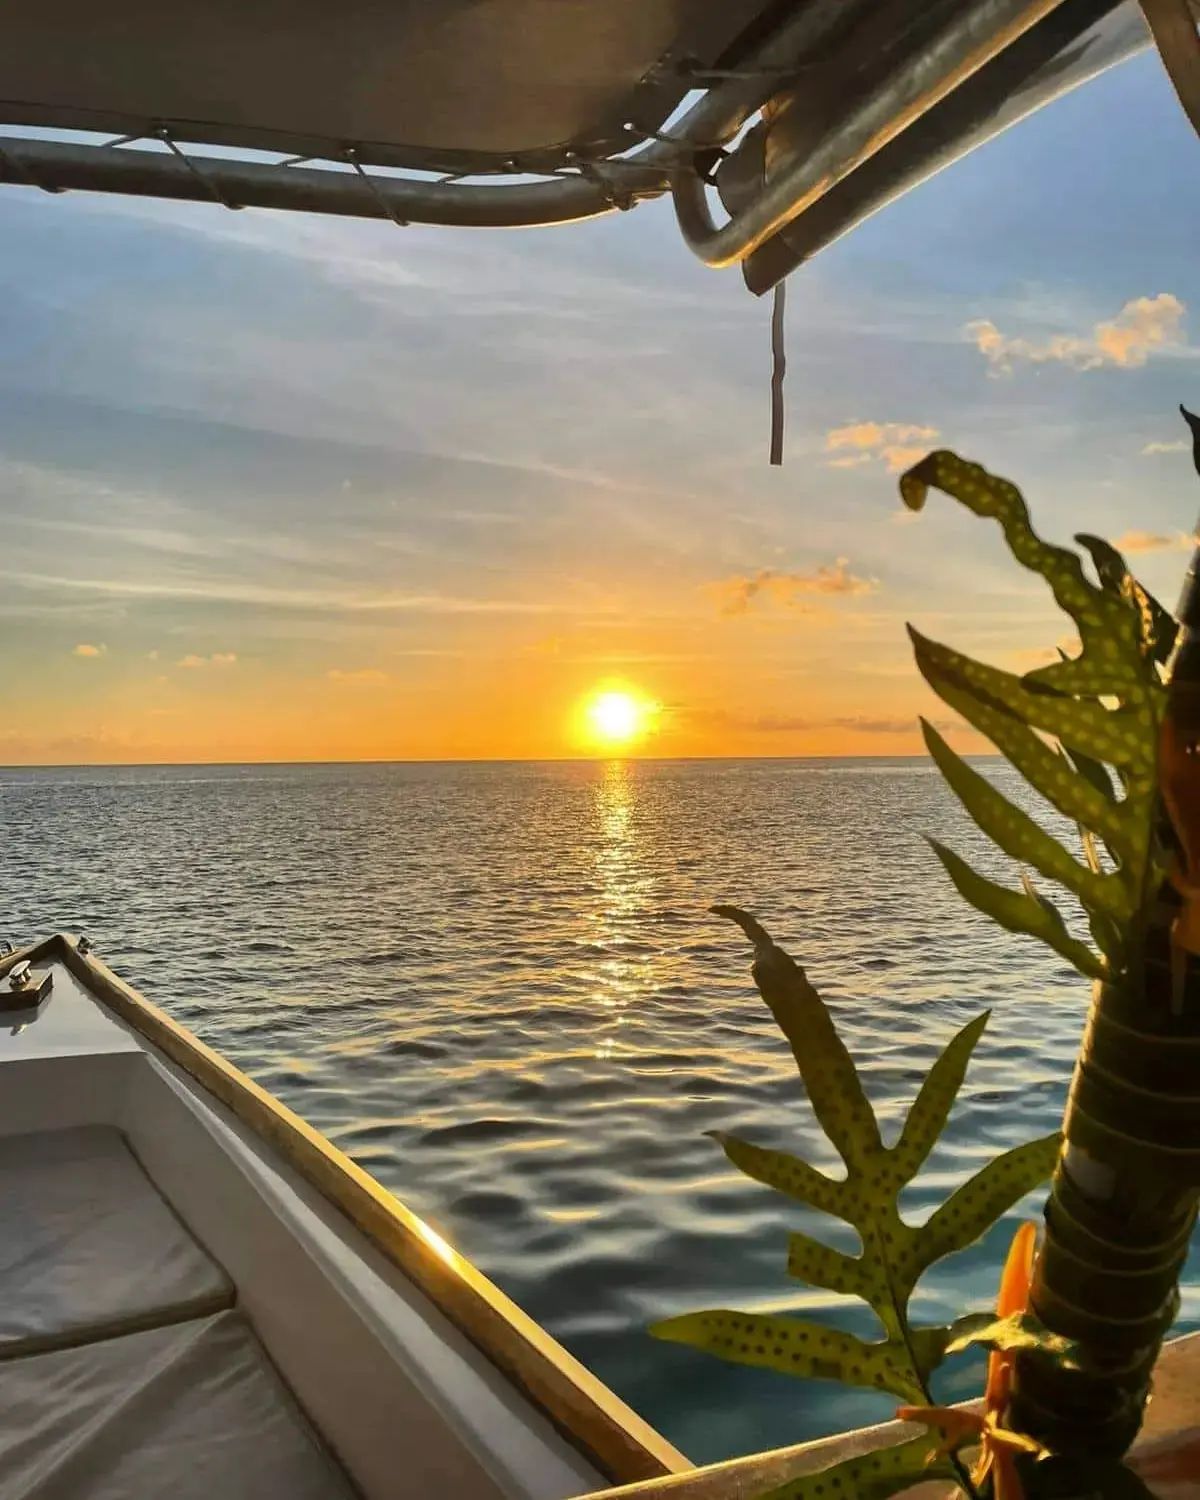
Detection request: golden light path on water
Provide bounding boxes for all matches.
[593,761,642,1062]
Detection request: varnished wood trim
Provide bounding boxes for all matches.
[577,1330,1200,1498]
[40,934,687,1486]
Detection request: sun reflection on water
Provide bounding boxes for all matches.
[591,760,658,1055]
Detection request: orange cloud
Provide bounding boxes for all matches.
[967,293,1185,374]
[177,651,238,668]
[327,668,389,686]
[708,558,877,616]
[826,422,939,474]
[880,444,931,473]
[1112,529,1192,554]
[71,642,106,658]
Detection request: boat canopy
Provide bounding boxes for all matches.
[0,0,1194,291]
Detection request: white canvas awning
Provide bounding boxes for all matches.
[0,0,1175,289]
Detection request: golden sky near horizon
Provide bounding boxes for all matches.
[2,52,1199,765]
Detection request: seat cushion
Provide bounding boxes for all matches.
[0,1126,232,1357]
[0,1311,356,1499]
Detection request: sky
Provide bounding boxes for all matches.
[2,47,1199,764]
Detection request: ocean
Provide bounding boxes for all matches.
[2,757,1193,1465]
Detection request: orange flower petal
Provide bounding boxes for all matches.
[997,1222,1038,1318]
[986,1222,1039,1409]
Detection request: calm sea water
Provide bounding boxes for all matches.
[3,758,1196,1464]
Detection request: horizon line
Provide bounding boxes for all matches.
[1,751,996,771]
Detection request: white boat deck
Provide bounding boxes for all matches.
[7,946,1200,1500]
[0,954,622,1499]
[0,957,141,1059]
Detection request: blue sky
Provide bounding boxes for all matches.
[1,48,1198,762]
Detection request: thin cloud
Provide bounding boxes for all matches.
[832,715,921,735]
[1112,529,1192,554]
[966,293,1186,374]
[826,421,939,473]
[0,568,555,616]
[327,668,389,686]
[827,421,939,451]
[879,444,932,473]
[71,642,106,658]
[708,559,878,617]
[683,708,950,735]
[177,652,238,669]
[1142,439,1190,456]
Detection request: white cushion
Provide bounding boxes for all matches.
[0,1126,232,1356]
[0,1311,355,1499]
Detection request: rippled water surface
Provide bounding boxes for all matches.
[4,758,1195,1464]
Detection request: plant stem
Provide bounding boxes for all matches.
[886,1238,981,1500]
[1012,547,1200,1456]
[1009,958,1200,1456]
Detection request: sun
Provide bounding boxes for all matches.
[578,687,657,751]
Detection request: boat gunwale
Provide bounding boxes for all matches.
[0,934,688,1487]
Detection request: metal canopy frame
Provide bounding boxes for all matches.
[0,0,1193,289]
[0,1,841,231]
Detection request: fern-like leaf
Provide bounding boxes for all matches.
[929,841,1105,978]
[900,451,1169,979]
[650,1310,928,1403]
[655,912,1063,1404]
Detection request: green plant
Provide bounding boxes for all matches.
[652,906,1070,1499]
[901,445,1199,1470]
[901,449,1171,985]
[656,439,1199,1498]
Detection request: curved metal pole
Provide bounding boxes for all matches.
[671,0,1069,268]
[0,138,662,227]
[1139,0,1200,137]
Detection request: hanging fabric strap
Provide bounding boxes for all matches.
[769,279,787,466]
[1139,0,1200,138]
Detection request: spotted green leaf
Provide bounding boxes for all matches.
[757,1433,958,1500]
[942,1310,1081,1368]
[657,912,1062,1409]
[909,628,1142,769]
[708,1133,849,1220]
[1077,532,1177,665]
[889,1011,989,1182]
[901,451,1170,983]
[927,840,1105,978]
[649,1310,927,1403]
[1078,532,1131,595]
[921,721,1123,916]
[909,1135,1062,1276]
[911,644,1125,852]
[1060,743,1116,823]
[786,1230,889,1311]
[712,904,881,1171]
[900,452,1140,669]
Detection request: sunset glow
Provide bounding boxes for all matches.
[0,55,1194,767]
[580,689,657,752]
